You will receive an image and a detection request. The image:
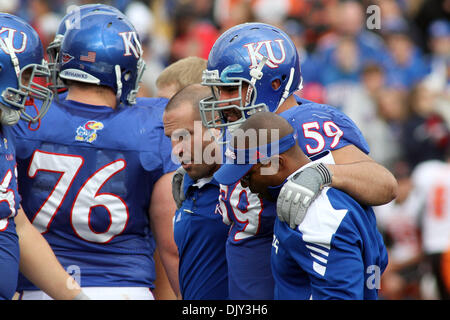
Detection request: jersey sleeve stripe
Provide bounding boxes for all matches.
[305,244,329,257]
[310,252,328,264]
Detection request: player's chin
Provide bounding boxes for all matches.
[226,115,240,123]
[184,165,205,181]
[249,185,264,197]
[256,189,275,202]
[223,109,241,123]
[181,163,192,171]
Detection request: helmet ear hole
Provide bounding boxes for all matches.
[271,79,281,90]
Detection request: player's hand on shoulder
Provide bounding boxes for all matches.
[277,163,333,228]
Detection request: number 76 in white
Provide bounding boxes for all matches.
[28,150,129,244]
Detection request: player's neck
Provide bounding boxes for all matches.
[66,86,117,109]
[285,151,311,178]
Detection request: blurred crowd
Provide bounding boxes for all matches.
[1,0,449,300]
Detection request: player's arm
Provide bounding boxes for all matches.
[152,248,177,300]
[308,239,366,300]
[299,215,370,300]
[15,208,87,300]
[328,144,398,205]
[277,145,397,228]
[149,171,181,299]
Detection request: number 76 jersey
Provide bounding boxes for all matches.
[12,97,177,289]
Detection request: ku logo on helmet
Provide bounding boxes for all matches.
[119,31,142,59]
[0,27,27,55]
[244,39,286,69]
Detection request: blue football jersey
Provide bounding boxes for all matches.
[282,96,370,156]
[217,96,370,299]
[272,187,388,300]
[217,182,276,300]
[12,97,177,289]
[0,126,20,220]
[0,217,19,300]
[174,175,229,300]
[0,126,21,300]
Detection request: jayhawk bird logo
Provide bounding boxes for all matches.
[75,120,104,143]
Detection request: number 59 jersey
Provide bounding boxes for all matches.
[12,97,177,289]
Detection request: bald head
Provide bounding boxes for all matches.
[214,111,310,199]
[231,112,296,151]
[240,112,293,137]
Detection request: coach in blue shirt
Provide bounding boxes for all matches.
[214,112,388,300]
[163,84,229,300]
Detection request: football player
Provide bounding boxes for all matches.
[12,11,179,299]
[213,112,388,299]
[407,143,450,300]
[46,4,179,300]
[174,22,397,299]
[156,56,208,99]
[163,84,229,299]
[0,12,88,300]
[156,58,210,300]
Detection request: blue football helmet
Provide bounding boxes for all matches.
[0,13,53,125]
[58,11,145,105]
[199,22,302,136]
[47,4,127,94]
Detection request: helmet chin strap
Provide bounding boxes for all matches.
[0,37,23,125]
[245,56,267,105]
[276,67,295,111]
[0,37,21,77]
[115,64,122,101]
[127,58,146,105]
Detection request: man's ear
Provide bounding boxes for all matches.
[260,154,284,176]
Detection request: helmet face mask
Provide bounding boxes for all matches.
[126,57,146,105]
[199,22,302,142]
[200,68,268,134]
[0,13,53,125]
[47,34,65,94]
[2,63,53,123]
